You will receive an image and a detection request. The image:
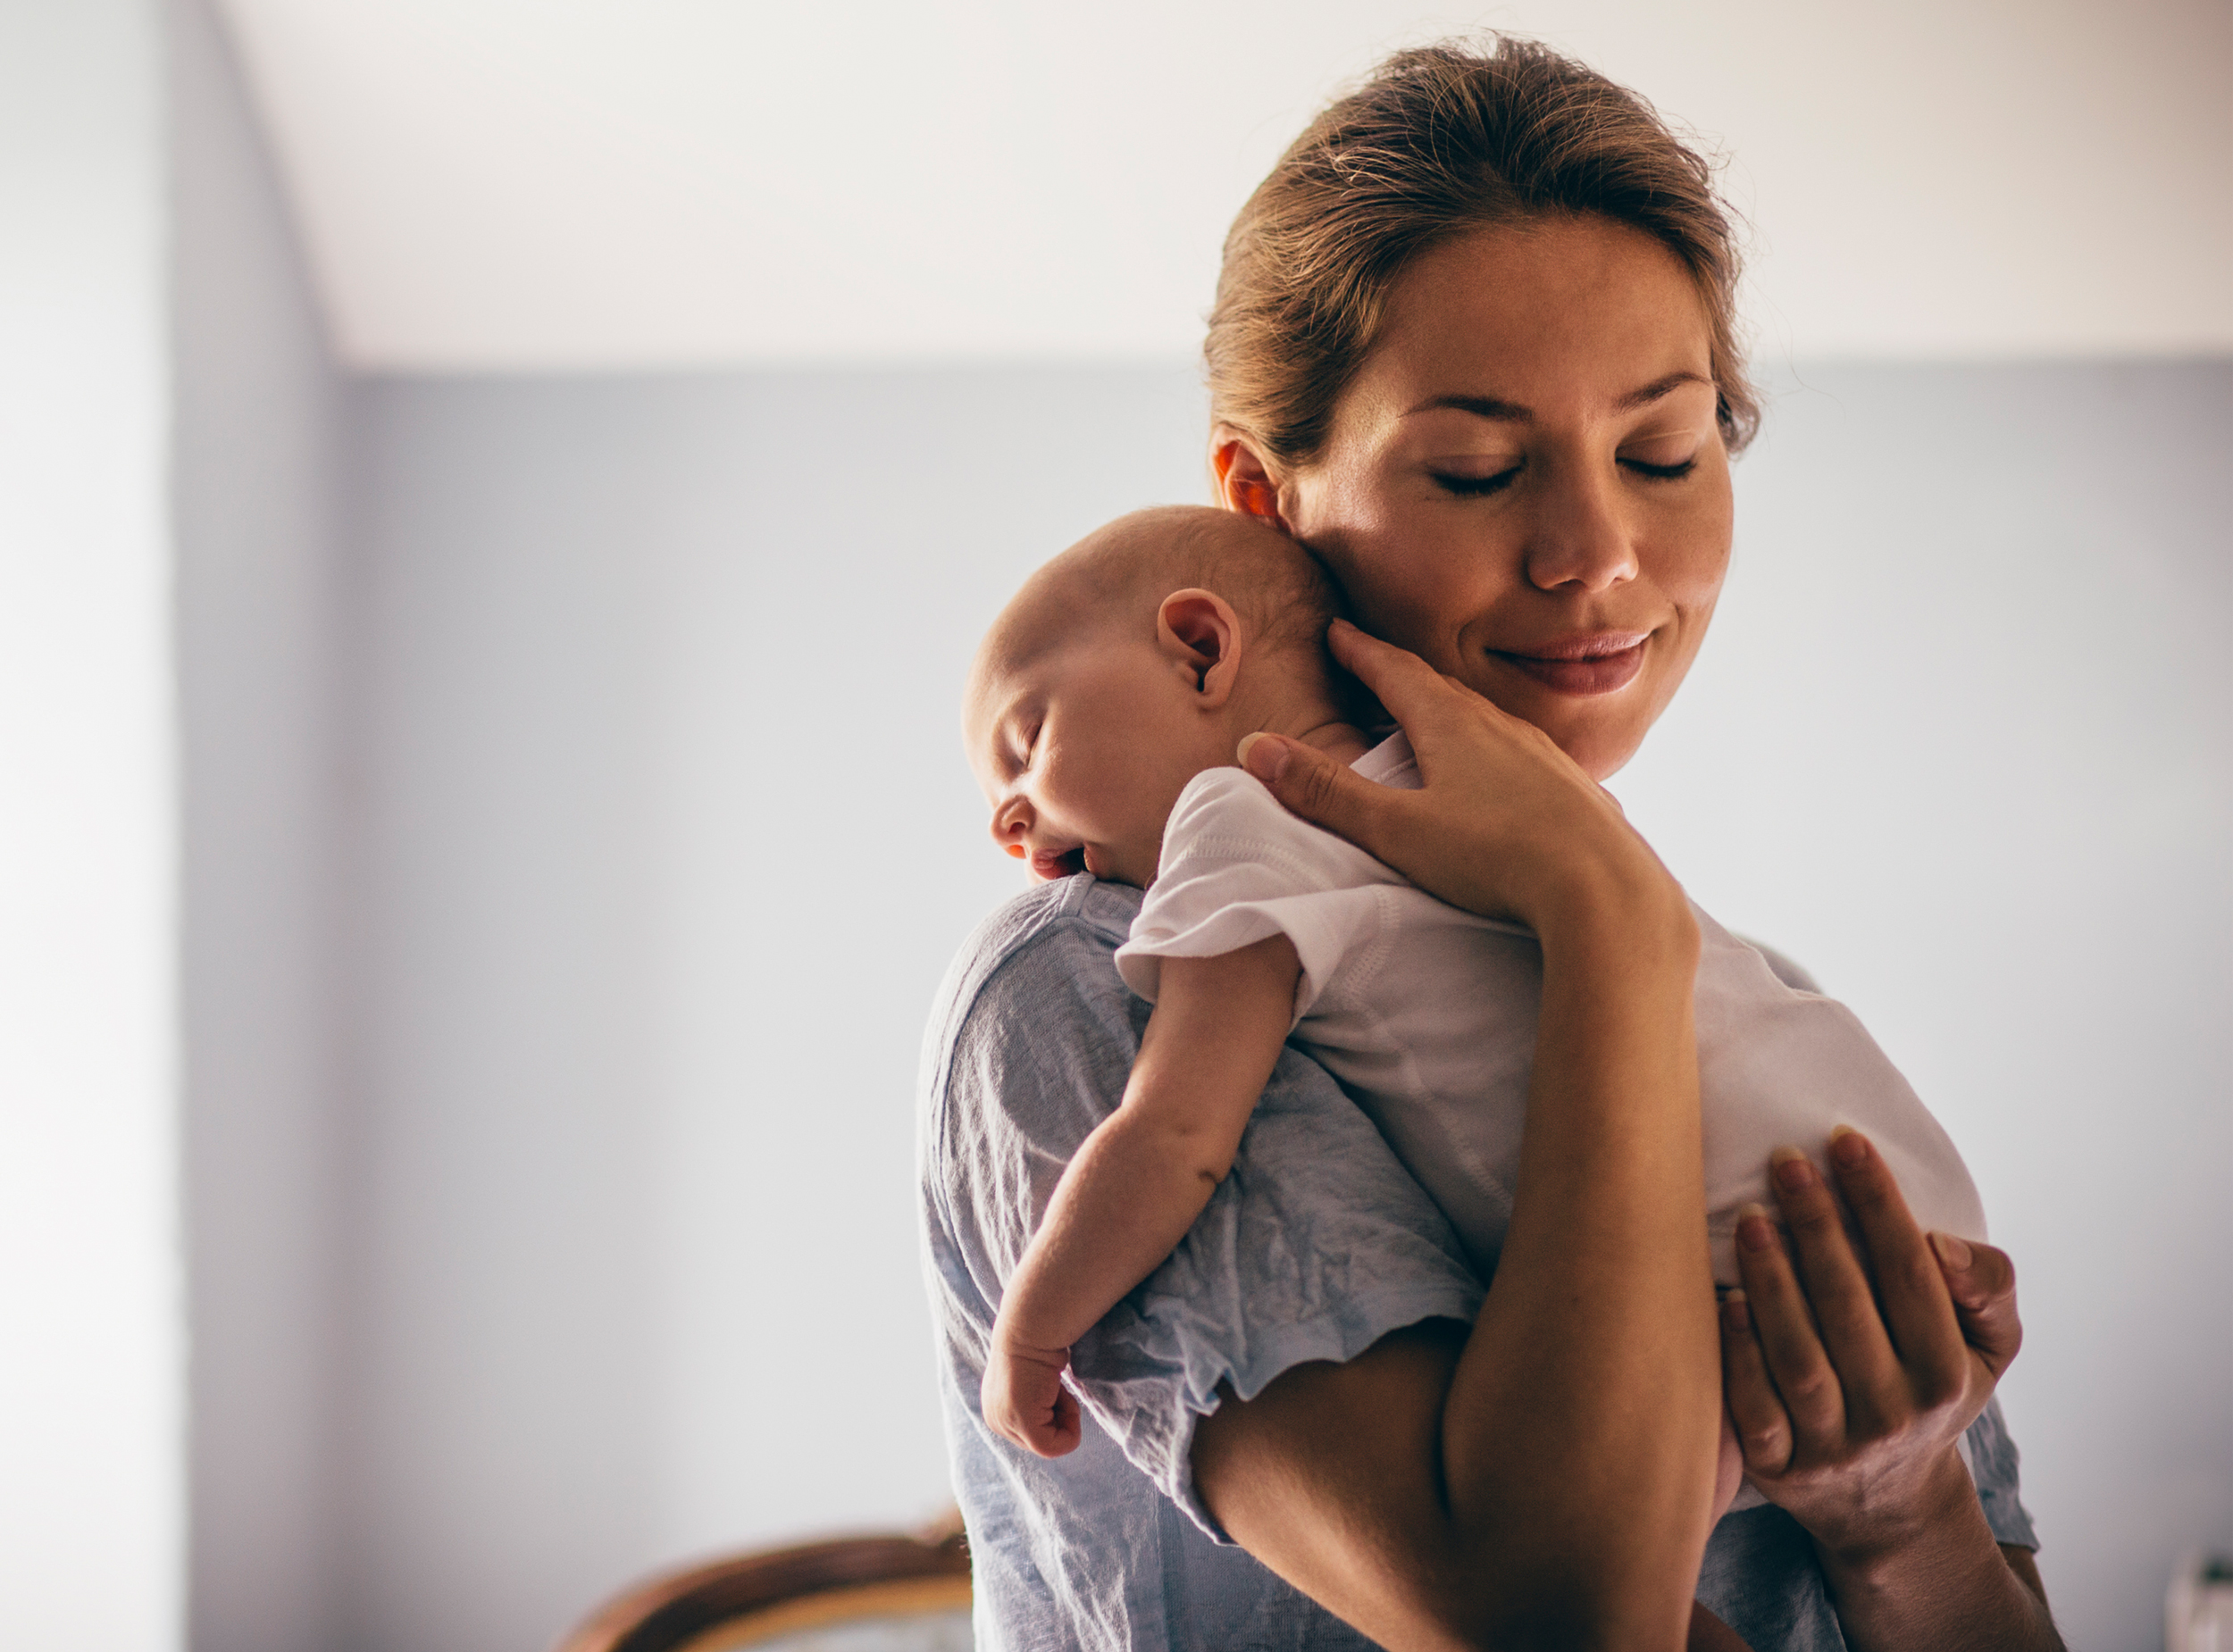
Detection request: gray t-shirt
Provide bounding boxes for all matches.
[918,876,2037,1651]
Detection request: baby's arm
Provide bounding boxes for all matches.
[982,932,1301,1456]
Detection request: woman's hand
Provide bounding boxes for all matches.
[1721,1125,2015,1548]
[1239,621,1680,937]
[1720,1126,2061,1650]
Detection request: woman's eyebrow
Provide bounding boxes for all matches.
[1615,371,1712,411]
[1404,371,1710,423]
[1406,392,1528,421]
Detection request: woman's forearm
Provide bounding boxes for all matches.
[1196,662,1726,1648]
[1192,878,1719,1650]
[1441,869,1719,1643]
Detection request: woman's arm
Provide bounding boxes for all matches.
[1721,1130,2063,1650]
[1194,624,1721,1652]
[983,937,1300,1453]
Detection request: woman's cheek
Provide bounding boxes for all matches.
[1642,483,1733,610]
[1326,527,1453,653]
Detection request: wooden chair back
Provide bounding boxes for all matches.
[556,1513,970,1652]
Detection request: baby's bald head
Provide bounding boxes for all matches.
[964,507,1367,889]
[976,506,1341,686]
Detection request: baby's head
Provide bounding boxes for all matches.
[964,505,1355,888]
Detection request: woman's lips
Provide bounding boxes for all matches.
[1489,631,1651,696]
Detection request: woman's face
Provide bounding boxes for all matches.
[1223,213,1734,781]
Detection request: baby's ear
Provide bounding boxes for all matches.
[1158,588,1242,703]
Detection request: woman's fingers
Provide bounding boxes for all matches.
[1820,1128,1968,1396]
[1719,1289,1793,1476]
[1730,1203,1847,1447]
[1322,619,1467,731]
[1711,1403,1746,1523]
[1764,1148,1904,1418]
[1324,621,1550,770]
[1928,1231,2024,1384]
[1238,731,1407,856]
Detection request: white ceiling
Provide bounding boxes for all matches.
[213,0,2233,371]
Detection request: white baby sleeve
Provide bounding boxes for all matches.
[1114,767,1394,1024]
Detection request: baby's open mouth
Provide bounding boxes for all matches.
[1030,847,1089,880]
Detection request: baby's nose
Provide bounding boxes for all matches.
[990,798,1033,856]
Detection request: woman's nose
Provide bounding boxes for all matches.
[1524,462,1639,595]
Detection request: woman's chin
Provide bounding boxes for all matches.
[1463,674,1651,782]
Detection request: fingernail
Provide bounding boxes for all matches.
[1828,1126,1869,1169]
[1929,1231,1973,1271]
[1770,1147,1816,1191]
[1720,1289,1751,1332]
[1237,732,1288,782]
[1736,1203,1775,1252]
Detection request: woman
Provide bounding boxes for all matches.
[918,38,2058,1651]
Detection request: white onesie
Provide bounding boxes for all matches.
[1113,733,1989,1289]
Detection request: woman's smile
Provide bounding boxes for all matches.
[1485,629,1652,696]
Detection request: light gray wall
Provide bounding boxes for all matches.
[1616,360,2233,1650]
[171,0,348,1647]
[344,359,2230,1652]
[0,1,182,1645]
[345,368,1209,1652]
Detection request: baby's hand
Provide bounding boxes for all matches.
[982,1337,1082,1457]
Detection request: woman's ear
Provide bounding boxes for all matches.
[1210,429,1294,533]
[1158,588,1243,706]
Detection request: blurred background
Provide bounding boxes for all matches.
[0,1,2226,1648]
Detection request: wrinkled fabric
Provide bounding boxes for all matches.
[918,875,2038,1652]
[1118,736,1988,1291]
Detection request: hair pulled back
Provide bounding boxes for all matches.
[1207,37,1758,470]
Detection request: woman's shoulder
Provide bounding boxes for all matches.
[925,876,1142,1047]
[918,876,1148,1149]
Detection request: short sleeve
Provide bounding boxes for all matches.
[1965,1395,2041,1549]
[926,880,1485,1543]
[1115,767,1398,1021]
[1072,1034,1489,1536]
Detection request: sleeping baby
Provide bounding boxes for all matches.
[962,504,1988,1481]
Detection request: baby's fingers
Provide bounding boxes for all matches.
[1041,1387,1083,1457]
[1011,1380,1082,1458]
[984,1349,1083,1457]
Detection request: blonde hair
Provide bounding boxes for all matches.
[1208,37,1758,470]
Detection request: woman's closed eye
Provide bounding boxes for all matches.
[1619,454,1698,481]
[1428,446,1702,496]
[1618,433,1704,481]
[1428,462,1525,498]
